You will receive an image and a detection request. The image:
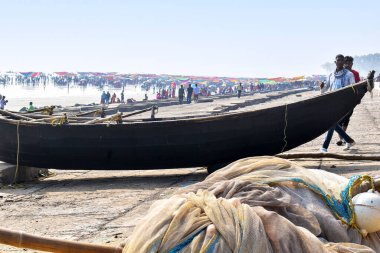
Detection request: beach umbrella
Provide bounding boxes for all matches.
[31,72,42,78]
[20,72,33,78]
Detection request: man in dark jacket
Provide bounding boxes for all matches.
[178,85,185,104]
[187,84,193,104]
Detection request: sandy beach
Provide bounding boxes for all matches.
[0,90,379,252]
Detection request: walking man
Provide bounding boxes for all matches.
[319,54,356,152]
[336,56,361,146]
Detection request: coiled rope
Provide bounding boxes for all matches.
[51,114,68,126]
[108,113,123,124]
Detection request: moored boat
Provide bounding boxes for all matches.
[0,73,375,170]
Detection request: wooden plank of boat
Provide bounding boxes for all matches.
[29,116,78,124]
[0,109,34,121]
[83,106,158,124]
[75,108,107,117]
[0,73,375,170]
[84,112,123,124]
[120,106,157,120]
[25,106,56,115]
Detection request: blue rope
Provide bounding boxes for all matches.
[288,175,363,224]
[169,229,221,253]
[169,228,205,253]
[207,235,220,253]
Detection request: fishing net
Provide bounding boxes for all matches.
[122,156,380,253]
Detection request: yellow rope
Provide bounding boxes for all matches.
[326,175,375,237]
[281,103,288,153]
[43,107,54,115]
[13,121,20,184]
[347,175,375,237]
[108,113,123,124]
[51,114,68,126]
[351,86,357,94]
[93,109,102,117]
[200,233,218,253]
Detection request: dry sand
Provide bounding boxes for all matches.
[0,90,379,252]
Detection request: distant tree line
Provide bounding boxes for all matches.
[321,53,380,76]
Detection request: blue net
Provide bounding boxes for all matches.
[286,175,374,226]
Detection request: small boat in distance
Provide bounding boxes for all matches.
[0,72,375,170]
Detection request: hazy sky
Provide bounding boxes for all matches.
[1,0,379,77]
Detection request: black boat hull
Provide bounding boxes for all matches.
[0,82,369,170]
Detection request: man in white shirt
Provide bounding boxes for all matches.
[319,54,356,152]
[321,55,355,93]
[193,83,200,102]
[0,95,7,110]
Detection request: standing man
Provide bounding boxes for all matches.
[100,91,106,104]
[336,56,360,146]
[178,85,185,104]
[193,83,200,102]
[106,91,111,104]
[237,83,243,98]
[187,84,193,104]
[320,54,356,152]
[121,90,125,103]
[0,96,8,109]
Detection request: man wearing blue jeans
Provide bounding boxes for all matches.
[320,54,356,152]
[322,125,354,152]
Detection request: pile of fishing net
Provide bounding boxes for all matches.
[122,156,380,253]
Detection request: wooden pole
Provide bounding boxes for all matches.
[75,108,107,117]
[0,227,123,253]
[0,109,34,121]
[30,115,68,123]
[121,106,156,119]
[276,152,380,161]
[83,106,157,124]
[85,112,123,124]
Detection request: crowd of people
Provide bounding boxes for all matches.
[0,71,328,113]
[151,80,318,105]
[100,91,121,104]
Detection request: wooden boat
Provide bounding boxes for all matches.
[0,73,375,170]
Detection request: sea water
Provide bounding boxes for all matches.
[0,81,148,111]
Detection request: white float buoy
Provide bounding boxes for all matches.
[353,191,380,234]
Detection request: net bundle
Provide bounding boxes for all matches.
[122,156,380,253]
